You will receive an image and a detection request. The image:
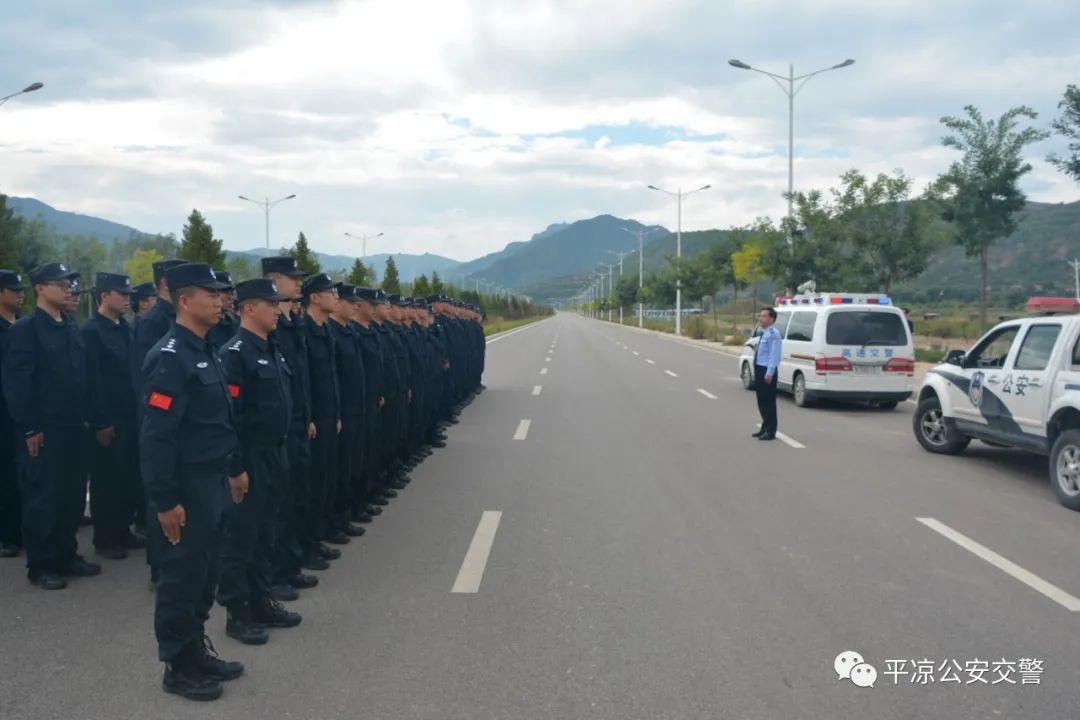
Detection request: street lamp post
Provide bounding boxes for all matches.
[0,82,44,108]
[607,249,633,324]
[727,57,855,243]
[344,231,384,261]
[621,226,664,328]
[238,194,297,250]
[647,184,711,335]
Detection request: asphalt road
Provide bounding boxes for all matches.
[2,310,1079,719]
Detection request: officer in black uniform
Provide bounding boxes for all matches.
[2,263,99,590]
[327,284,367,543]
[132,282,158,318]
[261,256,322,586]
[0,269,26,558]
[140,262,243,701]
[83,272,145,559]
[352,288,387,522]
[372,294,407,501]
[217,278,302,646]
[301,273,342,567]
[208,271,239,348]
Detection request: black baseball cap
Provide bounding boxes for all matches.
[335,283,362,302]
[301,273,335,297]
[165,262,230,293]
[354,287,382,304]
[0,269,26,291]
[152,259,185,285]
[262,256,308,278]
[95,272,135,295]
[236,278,289,304]
[387,294,407,307]
[132,282,157,302]
[30,262,79,284]
[214,271,234,291]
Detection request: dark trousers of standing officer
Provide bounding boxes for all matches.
[218,444,283,610]
[0,429,20,549]
[154,462,228,661]
[272,428,308,584]
[360,408,382,509]
[17,426,86,576]
[334,415,361,532]
[380,399,400,483]
[307,419,337,544]
[348,416,367,516]
[754,365,778,436]
[89,421,138,549]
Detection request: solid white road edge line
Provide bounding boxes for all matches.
[451,511,503,594]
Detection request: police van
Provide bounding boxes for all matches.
[912,315,1080,510]
[740,293,916,409]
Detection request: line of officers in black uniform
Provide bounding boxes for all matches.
[0,255,486,701]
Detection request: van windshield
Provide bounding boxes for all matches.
[825,311,907,346]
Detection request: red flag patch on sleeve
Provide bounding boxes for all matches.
[148,392,174,411]
[228,384,240,399]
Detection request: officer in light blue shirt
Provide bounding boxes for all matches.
[752,307,782,440]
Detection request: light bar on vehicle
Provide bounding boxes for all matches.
[776,293,892,307]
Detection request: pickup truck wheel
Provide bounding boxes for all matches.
[1050,430,1080,511]
[740,362,755,391]
[913,397,969,454]
[792,373,812,407]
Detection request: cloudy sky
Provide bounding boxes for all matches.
[1,0,1077,268]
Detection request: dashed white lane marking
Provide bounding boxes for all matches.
[916,517,1080,612]
[545,357,551,362]
[513,419,531,440]
[753,424,806,449]
[631,351,639,356]
[532,385,542,396]
[696,388,717,399]
[645,359,656,365]
[451,511,503,594]
[540,368,548,375]
[664,370,678,378]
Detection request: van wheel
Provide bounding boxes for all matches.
[1050,430,1080,510]
[792,373,812,407]
[913,396,969,454]
[740,362,755,391]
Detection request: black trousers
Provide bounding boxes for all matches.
[332,415,360,532]
[89,421,138,549]
[754,365,778,436]
[273,427,308,583]
[307,419,337,544]
[0,426,20,548]
[360,407,383,507]
[152,463,229,661]
[17,426,86,575]
[217,444,283,609]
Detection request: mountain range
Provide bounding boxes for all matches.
[8,194,1080,304]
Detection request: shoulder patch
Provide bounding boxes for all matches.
[257,358,269,365]
[161,338,177,354]
[228,339,243,351]
[196,361,209,369]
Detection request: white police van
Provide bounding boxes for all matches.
[740,292,915,409]
[912,315,1080,510]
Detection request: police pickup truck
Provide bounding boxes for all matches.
[912,315,1080,510]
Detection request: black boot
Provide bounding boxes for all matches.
[194,635,244,682]
[162,644,223,701]
[271,584,300,602]
[252,597,302,628]
[226,604,269,645]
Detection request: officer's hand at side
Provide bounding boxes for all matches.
[765,373,774,384]
[25,432,44,458]
[378,396,385,408]
[336,419,342,434]
[407,389,413,403]
[95,426,116,447]
[229,472,249,504]
[158,505,186,545]
[308,422,317,439]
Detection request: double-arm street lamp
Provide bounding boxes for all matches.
[727,57,854,243]
[238,194,297,250]
[621,226,664,328]
[344,231,384,261]
[647,184,711,335]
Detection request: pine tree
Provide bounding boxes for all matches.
[289,232,321,275]
[430,271,444,295]
[0,194,24,271]
[412,273,431,298]
[179,209,226,268]
[347,258,372,286]
[381,256,401,295]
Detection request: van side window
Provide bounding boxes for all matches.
[774,312,791,337]
[1013,325,1062,371]
[786,312,815,342]
[964,326,1020,369]
[1073,335,1080,366]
